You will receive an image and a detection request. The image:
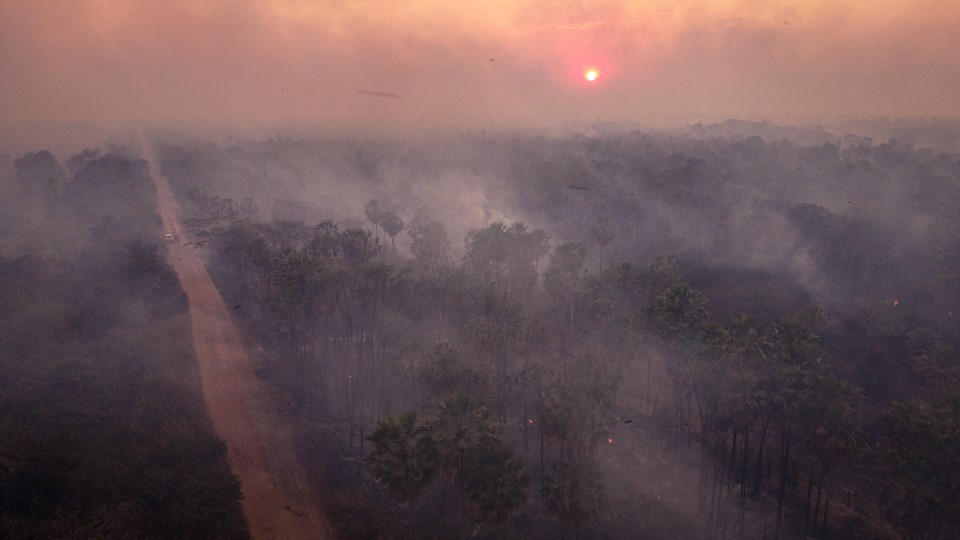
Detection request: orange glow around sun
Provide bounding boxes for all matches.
[584,67,599,82]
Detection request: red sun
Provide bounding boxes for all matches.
[583,67,599,82]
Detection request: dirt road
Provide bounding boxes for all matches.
[140,132,333,540]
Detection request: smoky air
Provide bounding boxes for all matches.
[3,1,960,538]
[3,118,959,539]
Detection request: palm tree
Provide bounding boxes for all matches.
[590,216,614,272]
[426,391,501,539]
[419,341,484,397]
[365,412,437,501]
[543,457,604,540]
[879,396,960,539]
[529,229,551,275]
[544,242,587,333]
[365,412,438,536]
[537,356,618,460]
[381,210,405,259]
[408,220,450,271]
[364,198,384,240]
[428,391,501,483]
[462,446,529,531]
[338,228,381,265]
[650,282,708,333]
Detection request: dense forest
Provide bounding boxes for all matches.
[6,0,960,538]
[0,147,247,537]
[3,120,960,539]
[151,121,960,539]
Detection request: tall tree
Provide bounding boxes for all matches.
[339,228,381,266]
[544,242,587,332]
[428,392,501,481]
[365,412,437,504]
[464,222,544,297]
[365,412,438,537]
[14,150,64,198]
[589,216,615,272]
[543,458,604,540]
[419,341,489,398]
[462,446,529,529]
[427,391,502,539]
[365,198,385,240]
[381,210,405,259]
[408,221,450,271]
[651,283,708,333]
[879,396,960,539]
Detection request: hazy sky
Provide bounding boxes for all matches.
[3,0,959,128]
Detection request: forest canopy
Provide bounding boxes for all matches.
[153,122,960,539]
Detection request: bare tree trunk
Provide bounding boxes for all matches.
[459,484,466,540]
[523,402,529,459]
[822,493,830,539]
[813,466,826,538]
[676,394,683,446]
[356,425,365,478]
[709,434,725,529]
[377,343,385,420]
[698,411,711,517]
[739,425,749,532]
[727,424,739,496]
[803,467,815,537]
[540,418,546,499]
[714,437,728,531]
[754,417,769,494]
[409,503,418,540]
[774,419,792,540]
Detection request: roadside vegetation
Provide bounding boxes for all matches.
[0,146,247,538]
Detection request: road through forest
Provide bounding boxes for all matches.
[140,132,333,540]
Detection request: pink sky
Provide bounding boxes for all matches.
[3,0,959,127]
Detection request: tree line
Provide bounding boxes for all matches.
[199,203,958,539]
[0,147,247,538]
[169,126,960,539]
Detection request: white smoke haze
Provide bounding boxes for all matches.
[140,115,960,322]
[3,1,960,127]
[6,2,960,539]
